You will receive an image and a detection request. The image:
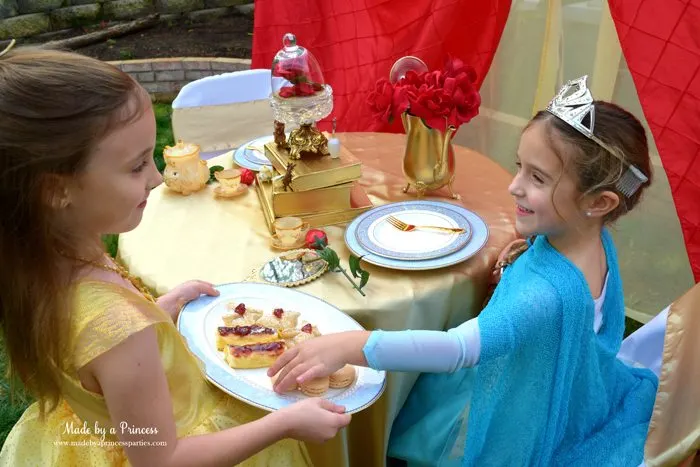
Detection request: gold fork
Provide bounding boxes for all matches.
[386,216,466,234]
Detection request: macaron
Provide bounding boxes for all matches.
[329,365,356,389]
[270,372,297,392]
[299,376,330,396]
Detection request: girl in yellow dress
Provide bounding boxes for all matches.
[0,46,350,466]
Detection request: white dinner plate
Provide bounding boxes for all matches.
[232,135,274,171]
[354,202,473,260]
[177,282,386,414]
[345,200,489,271]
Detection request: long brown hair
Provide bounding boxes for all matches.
[527,101,653,223]
[495,101,653,277]
[0,47,145,416]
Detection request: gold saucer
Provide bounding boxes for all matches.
[270,232,307,251]
[214,184,248,199]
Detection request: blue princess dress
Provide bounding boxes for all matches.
[364,230,658,466]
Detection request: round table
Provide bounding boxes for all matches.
[118,132,517,467]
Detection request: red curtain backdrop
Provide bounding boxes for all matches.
[252,0,700,281]
[609,0,700,282]
[252,0,511,133]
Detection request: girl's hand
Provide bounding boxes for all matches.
[157,280,219,322]
[275,398,351,443]
[267,331,370,394]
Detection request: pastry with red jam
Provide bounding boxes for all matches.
[216,324,278,351]
[291,322,321,346]
[256,308,300,330]
[279,328,300,349]
[225,341,287,369]
[300,322,321,336]
[222,302,263,326]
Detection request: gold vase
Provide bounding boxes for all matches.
[400,113,459,199]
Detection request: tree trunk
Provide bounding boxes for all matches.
[41,14,161,50]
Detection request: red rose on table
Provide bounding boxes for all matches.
[305,229,328,249]
[240,168,255,185]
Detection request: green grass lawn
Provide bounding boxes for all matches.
[0,336,32,450]
[0,102,646,450]
[153,103,173,174]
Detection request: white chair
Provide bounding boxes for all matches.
[617,306,669,378]
[171,69,273,156]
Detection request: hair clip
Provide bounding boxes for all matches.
[546,75,648,197]
[0,39,16,58]
[615,163,648,198]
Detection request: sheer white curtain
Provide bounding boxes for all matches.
[453,0,694,322]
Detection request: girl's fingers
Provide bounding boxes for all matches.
[296,363,327,385]
[268,347,299,377]
[275,361,312,393]
[319,399,346,414]
[194,280,219,296]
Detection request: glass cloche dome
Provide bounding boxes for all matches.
[269,34,333,160]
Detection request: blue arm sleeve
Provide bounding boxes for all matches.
[361,318,481,373]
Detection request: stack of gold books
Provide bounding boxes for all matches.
[254,140,373,233]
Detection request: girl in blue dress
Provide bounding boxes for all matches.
[269,76,659,466]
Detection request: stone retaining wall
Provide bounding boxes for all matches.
[0,0,252,40]
[109,56,251,101]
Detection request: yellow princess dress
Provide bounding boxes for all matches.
[0,281,312,466]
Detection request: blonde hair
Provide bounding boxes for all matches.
[0,47,146,416]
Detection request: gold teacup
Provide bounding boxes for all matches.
[274,216,308,246]
[215,169,242,192]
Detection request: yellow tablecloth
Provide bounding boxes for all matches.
[118,132,517,466]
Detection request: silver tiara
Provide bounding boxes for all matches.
[546,75,648,197]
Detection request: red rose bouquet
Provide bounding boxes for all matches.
[367,56,481,133]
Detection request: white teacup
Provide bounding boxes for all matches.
[274,216,308,246]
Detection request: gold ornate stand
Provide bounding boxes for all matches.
[288,123,330,159]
